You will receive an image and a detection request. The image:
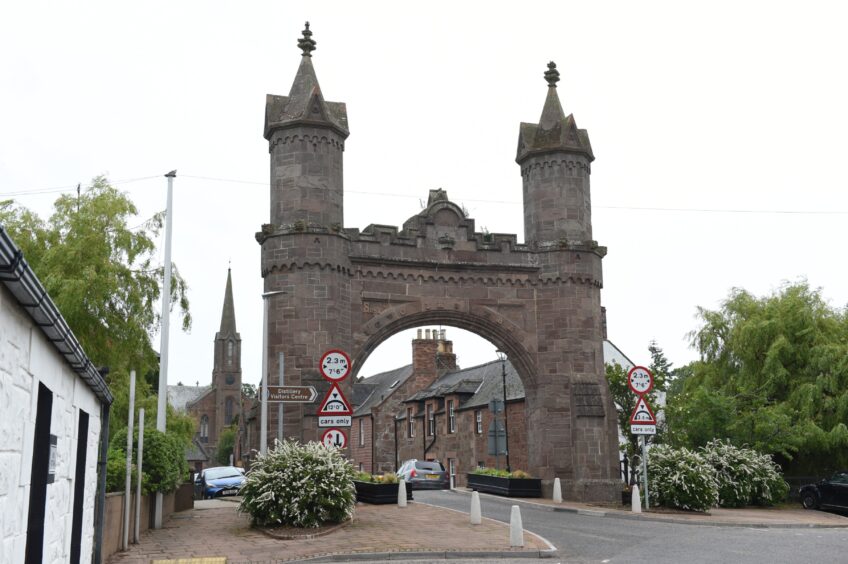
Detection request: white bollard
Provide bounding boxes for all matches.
[470,491,482,525]
[631,484,641,513]
[552,477,562,503]
[397,479,407,507]
[509,505,524,547]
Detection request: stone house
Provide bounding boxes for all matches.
[351,329,630,487]
[0,227,113,564]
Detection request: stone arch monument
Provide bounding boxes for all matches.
[256,24,620,500]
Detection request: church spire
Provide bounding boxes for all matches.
[219,268,237,336]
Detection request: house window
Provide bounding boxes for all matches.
[427,404,434,436]
[475,410,482,434]
[448,400,455,433]
[224,397,234,425]
[200,415,209,442]
[359,462,364,472]
[359,418,365,446]
[407,408,415,438]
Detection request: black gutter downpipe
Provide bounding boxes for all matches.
[370,414,375,473]
[92,400,110,564]
[393,416,399,471]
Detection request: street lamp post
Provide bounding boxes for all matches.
[260,290,286,455]
[496,350,511,472]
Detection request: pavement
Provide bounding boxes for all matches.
[106,491,848,564]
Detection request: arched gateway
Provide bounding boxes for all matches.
[256,24,620,500]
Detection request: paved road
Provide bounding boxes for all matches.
[414,490,848,564]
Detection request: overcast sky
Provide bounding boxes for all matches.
[2,1,847,387]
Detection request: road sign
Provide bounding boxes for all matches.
[629,396,657,425]
[487,420,507,456]
[317,382,353,416]
[627,365,654,395]
[321,428,347,449]
[318,415,352,428]
[631,424,657,435]
[319,349,351,382]
[265,385,317,403]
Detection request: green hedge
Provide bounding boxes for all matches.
[107,428,188,494]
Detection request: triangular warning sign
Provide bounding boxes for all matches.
[317,382,352,416]
[629,396,657,425]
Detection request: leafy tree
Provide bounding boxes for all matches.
[109,427,189,494]
[0,176,191,377]
[648,340,672,390]
[665,282,848,476]
[2,177,195,470]
[216,425,238,465]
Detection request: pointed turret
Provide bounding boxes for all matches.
[263,22,349,229]
[218,268,237,337]
[264,22,349,141]
[516,62,593,164]
[517,62,595,244]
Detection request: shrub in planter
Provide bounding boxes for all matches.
[647,444,718,512]
[468,467,541,497]
[238,439,355,528]
[700,440,788,506]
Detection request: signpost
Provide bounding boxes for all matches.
[320,350,351,381]
[321,428,348,449]
[265,385,317,403]
[627,365,656,509]
[318,348,354,442]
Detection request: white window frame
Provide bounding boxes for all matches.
[408,408,415,438]
[448,400,455,433]
[427,404,435,436]
[359,417,365,446]
[475,410,482,434]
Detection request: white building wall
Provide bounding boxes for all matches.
[0,284,102,563]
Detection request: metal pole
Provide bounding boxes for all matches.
[156,170,176,529]
[260,290,286,455]
[123,370,135,551]
[641,435,650,509]
[278,352,285,443]
[501,359,510,472]
[134,409,144,544]
[260,295,269,455]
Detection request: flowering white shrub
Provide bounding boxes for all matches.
[647,444,719,512]
[238,439,356,528]
[701,439,788,506]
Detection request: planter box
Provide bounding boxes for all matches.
[467,474,542,498]
[354,481,413,504]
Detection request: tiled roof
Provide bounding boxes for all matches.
[352,364,414,416]
[167,384,212,412]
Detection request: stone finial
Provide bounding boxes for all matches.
[298,21,317,56]
[544,61,560,87]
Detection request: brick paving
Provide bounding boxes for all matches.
[107,500,550,564]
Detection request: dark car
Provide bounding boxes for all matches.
[800,471,848,510]
[397,459,450,490]
[196,466,246,499]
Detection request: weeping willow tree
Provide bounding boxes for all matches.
[665,282,848,475]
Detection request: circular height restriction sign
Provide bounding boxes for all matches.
[319,349,351,382]
[322,428,348,449]
[627,365,654,395]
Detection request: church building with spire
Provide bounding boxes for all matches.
[167,269,244,471]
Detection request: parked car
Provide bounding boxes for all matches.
[397,459,450,490]
[800,471,848,510]
[196,466,246,499]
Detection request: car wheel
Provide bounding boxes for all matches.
[801,493,818,510]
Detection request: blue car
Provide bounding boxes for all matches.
[197,466,245,499]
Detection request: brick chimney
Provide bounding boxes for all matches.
[410,328,457,389]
